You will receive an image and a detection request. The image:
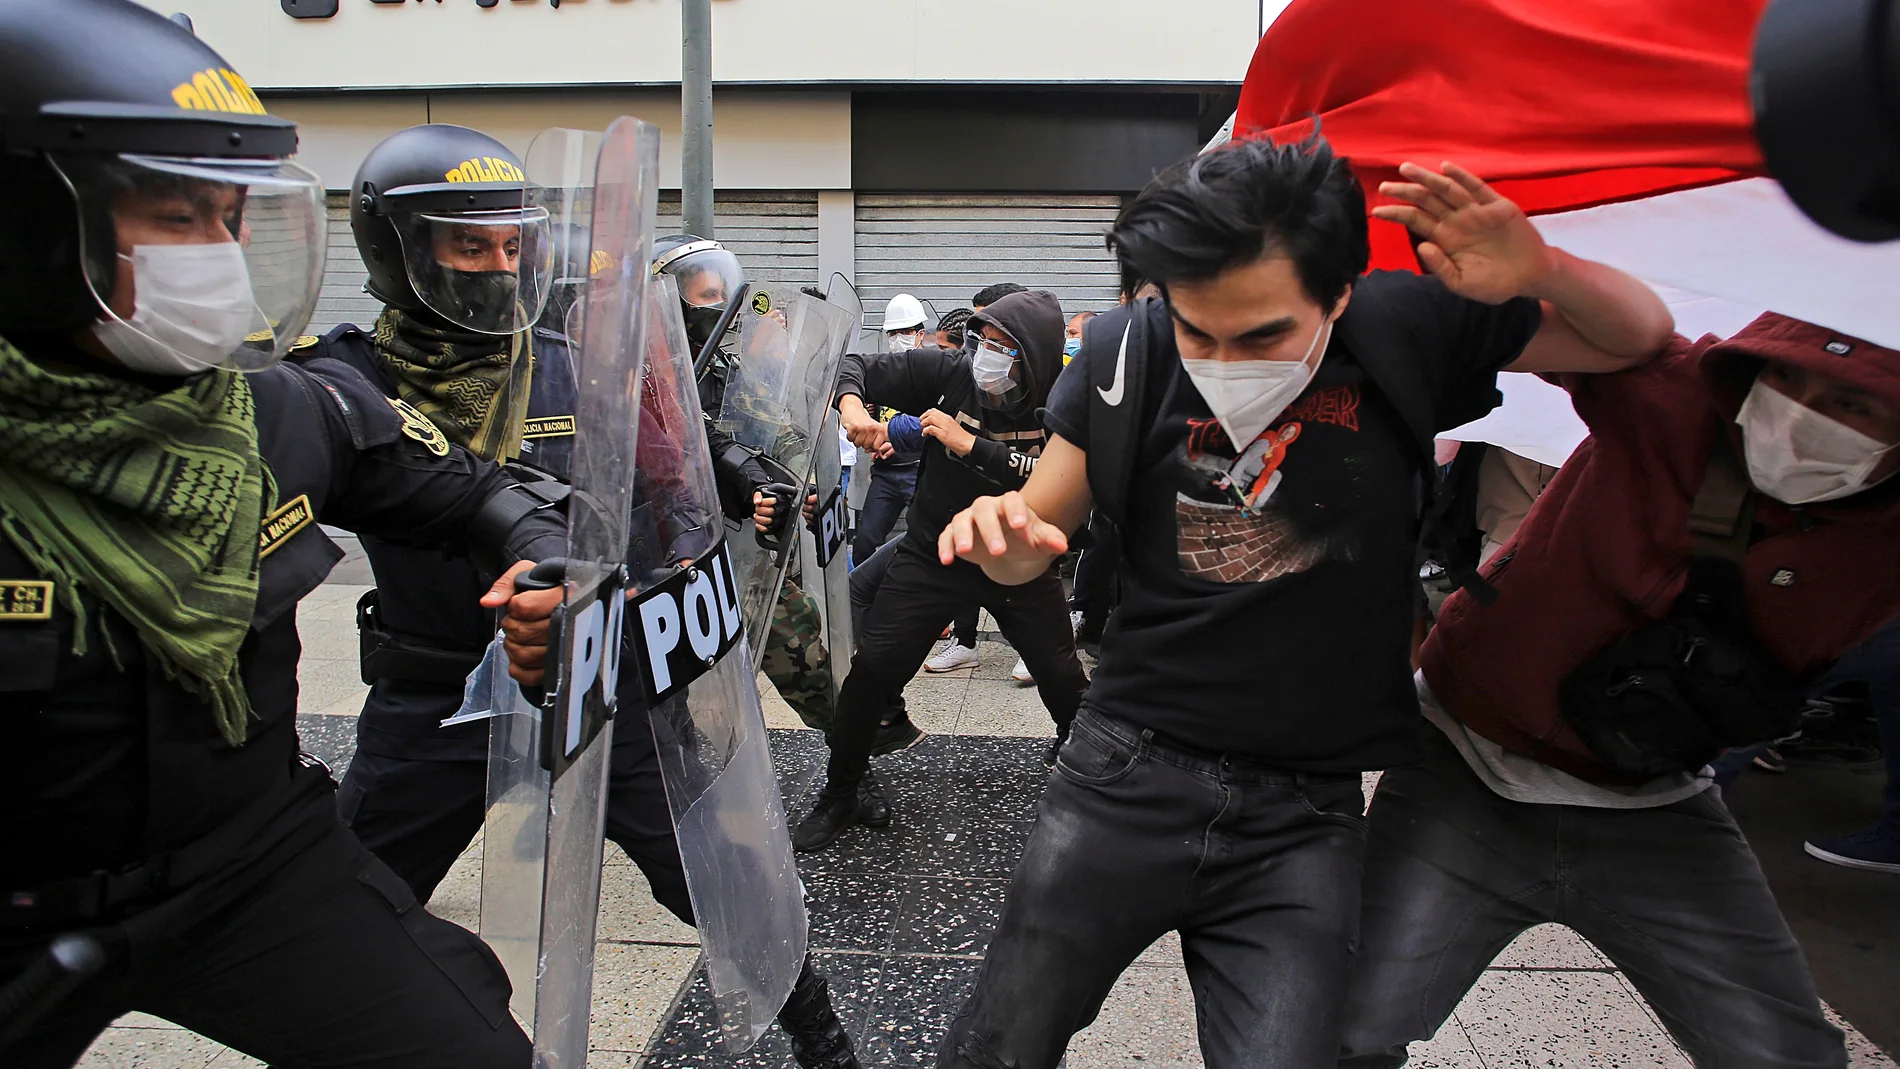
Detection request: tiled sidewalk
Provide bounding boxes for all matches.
[70,587,1897,1068]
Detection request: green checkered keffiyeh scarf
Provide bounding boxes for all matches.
[0,337,273,745]
[373,308,532,462]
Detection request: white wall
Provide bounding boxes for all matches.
[277,91,850,191]
[140,0,1256,90]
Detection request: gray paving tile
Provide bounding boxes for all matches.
[587,943,702,1053]
[1067,964,1202,1069]
[296,656,367,715]
[969,639,1025,682]
[956,681,1061,739]
[1455,968,1692,1067]
[1406,1015,1488,1069]
[1829,1004,1900,1068]
[900,675,970,734]
[428,840,483,931]
[598,852,702,947]
[75,1027,226,1068]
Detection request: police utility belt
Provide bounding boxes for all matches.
[358,463,571,686]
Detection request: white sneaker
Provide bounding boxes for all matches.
[1011,657,1034,684]
[924,640,980,673]
[1068,610,1084,635]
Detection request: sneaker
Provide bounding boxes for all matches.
[924,640,979,673]
[1011,657,1034,684]
[793,784,862,852]
[857,771,892,828]
[870,714,924,757]
[1804,827,1900,874]
[1069,609,1085,634]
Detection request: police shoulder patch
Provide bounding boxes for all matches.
[290,335,321,353]
[386,397,451,456]
[0,580,53,621]
[258,494,315,559]
[751,292,772,315]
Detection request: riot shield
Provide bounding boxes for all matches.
[627,277,809,1051]
[478,117,660,1069]
[790,273,860,708]
[712,284,852,663]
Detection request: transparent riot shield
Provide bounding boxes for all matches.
[479,117,661,1069]
[713,284,852,663]
[788,273,861,709]
[626,278,809,1051]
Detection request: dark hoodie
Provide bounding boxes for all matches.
[1422,312,1900,783]
[833,289,1065,545]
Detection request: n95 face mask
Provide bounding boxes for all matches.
[1181,316,1332,452]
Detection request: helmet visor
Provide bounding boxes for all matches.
[50,152,326,372]
[389,207,553,335]
[656,245,744,310]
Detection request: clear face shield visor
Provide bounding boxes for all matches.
[389,207,554,335]
[50,152,327,372]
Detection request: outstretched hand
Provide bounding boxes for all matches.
[1372,161,1557,304]
[937,491,1069,585]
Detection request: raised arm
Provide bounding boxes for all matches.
[937,432,1093,585]
[1373,161,1674,375]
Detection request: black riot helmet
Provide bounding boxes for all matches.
[651,234,746,351]
[0,0,327,371]
[350,124,552,335]
[538,221,596,336]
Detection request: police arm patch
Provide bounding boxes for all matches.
[385,397,452,456]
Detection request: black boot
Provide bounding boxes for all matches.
[857,770,891,828]
[779,956,862,1069]
[793,781,861,852]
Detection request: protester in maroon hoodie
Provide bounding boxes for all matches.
[1341,313,1900,1068]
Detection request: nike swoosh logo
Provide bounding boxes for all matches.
[1097,323,1130,406]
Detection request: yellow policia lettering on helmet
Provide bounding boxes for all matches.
[589,248,614,276]
[171,68,267,116]
[444,157,527,184]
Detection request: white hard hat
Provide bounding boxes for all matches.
[882,293,928,332]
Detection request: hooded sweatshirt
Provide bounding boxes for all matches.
[1422,313,1900,784]
[833,289,1065,546]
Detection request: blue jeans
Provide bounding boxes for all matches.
[851,463,915,566]
[940,710,1368,1069]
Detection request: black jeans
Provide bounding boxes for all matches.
[939,710,1369,1069]
[1339,729,1845,1068]
[339,700,694,925]
[851,463,916,565]
[829,537,1084,786]
[1,821,528,1069]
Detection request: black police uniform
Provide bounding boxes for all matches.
[316,324,693,923]
[0,350,562,1069]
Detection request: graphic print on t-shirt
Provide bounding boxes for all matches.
[1174,380,1367,584]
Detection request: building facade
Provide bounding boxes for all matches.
[141,0,1269,330]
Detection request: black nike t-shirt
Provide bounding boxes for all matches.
[1043,271,1540,770]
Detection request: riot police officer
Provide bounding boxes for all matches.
[315,126,862,1069]
[0,4,565,1065]
[652,237,891,827]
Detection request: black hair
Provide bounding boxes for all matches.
[971,282,1027,308]
[1118,262,1151,303]
[936,306,973,346]
[1106,132,1367,310]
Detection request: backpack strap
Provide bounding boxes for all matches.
[1688,427,1754,564]
[1083,298,1158,527]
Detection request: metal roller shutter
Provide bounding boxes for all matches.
[309,191,821,336]
[854,194,1122,327]
[657,191,820,289]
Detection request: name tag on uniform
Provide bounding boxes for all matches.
[0,580,53,621]
[523,415,577,439]
[258,494,314,559]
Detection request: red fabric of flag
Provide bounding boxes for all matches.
[1233,0,1770,270]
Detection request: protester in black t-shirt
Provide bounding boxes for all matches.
[929,136,1674,1069]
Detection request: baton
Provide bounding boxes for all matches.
[0,933,107,1050]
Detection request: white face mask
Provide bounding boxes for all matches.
[1737,377,1900,504]
[1181,315,1332,452]
[90,243,259,375]
[972,339,1017,397]
[888,332,920,352]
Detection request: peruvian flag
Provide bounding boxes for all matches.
[1236,0,1900,352]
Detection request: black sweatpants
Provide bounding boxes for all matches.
[1,821,528,1069]
[338,700,694,925]
[829,537,1085,785]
